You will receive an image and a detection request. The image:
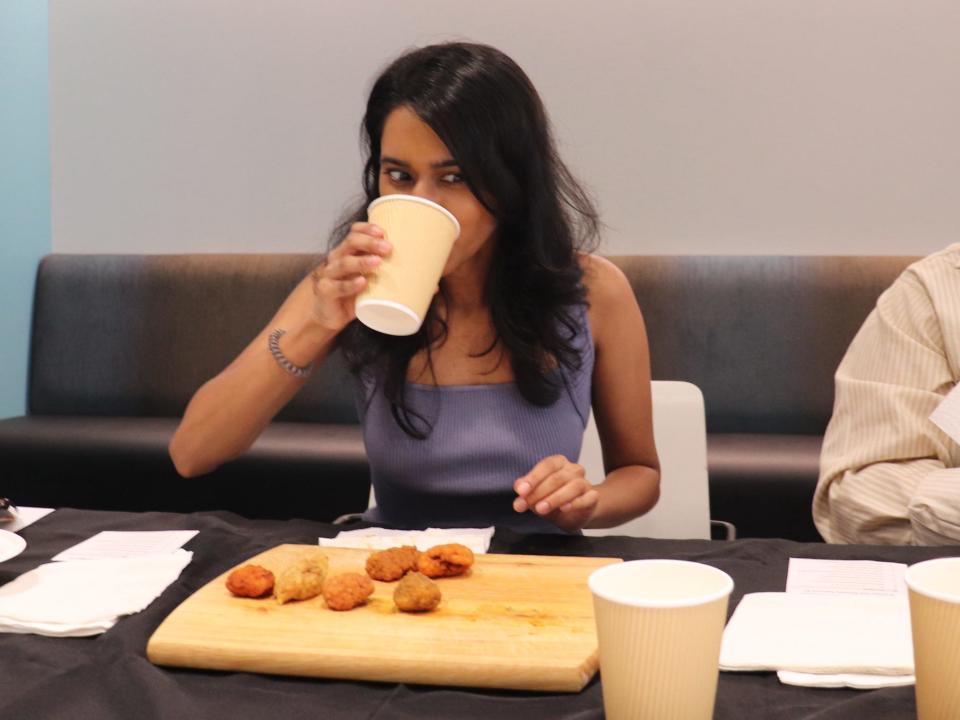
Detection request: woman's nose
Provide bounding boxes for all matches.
[410,181,439,204]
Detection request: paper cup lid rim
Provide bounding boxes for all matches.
[355,298,422,336]
[367,194,460,235]
[905,556,960,602]
[588,559,734,608]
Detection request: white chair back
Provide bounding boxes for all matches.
[582,380,711,540]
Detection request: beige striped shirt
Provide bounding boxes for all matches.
[814,244,960,545]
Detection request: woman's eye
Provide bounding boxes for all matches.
[440,172,464,185]
[385,169,410,183]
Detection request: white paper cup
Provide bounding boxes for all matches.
[354,194,460,336]
[905,557,960,720]
[588,559,734,720]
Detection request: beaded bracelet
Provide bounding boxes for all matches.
[268,328,314,379]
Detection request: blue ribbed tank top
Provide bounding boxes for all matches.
[357,305,594,534]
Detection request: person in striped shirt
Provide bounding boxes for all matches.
[814,244,960,545]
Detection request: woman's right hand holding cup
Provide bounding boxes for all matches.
[309,222,391,332]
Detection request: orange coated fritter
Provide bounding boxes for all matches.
[393,572,441,613]
[417,543,474,578]
[322,572,375,611]
[365,545,420,582]
[226,564,275,598]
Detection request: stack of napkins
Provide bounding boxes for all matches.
[320,527,494,554]
[720,593,914,681]
[0,550,192,637]
[720,558,915,689]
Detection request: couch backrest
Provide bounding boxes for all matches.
[29,254,357,423]
[30,253,921,434]
[610,255,918,435]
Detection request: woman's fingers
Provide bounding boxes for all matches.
[513,456,592,515]
[316,274,367,297]
[513,475,596,516]
[311,224,391,299]
[349,221,384,239]
[320,224,390,273]
[305,223,392,331]
[324,253,381,280]
[342,223,391,256]
[555,487,600,514]
[513,455,564,511]
[514,456,566,495]
[529,477,595,515]
[525,472,571,512]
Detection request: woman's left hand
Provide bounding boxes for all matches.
[513,455,600,533]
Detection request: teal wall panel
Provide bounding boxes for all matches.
[0,1,51,417]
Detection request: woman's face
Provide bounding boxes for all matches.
[377,106,497,279]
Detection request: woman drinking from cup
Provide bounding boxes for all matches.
[170,42,660,533]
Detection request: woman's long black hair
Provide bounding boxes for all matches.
[333,42,600,438]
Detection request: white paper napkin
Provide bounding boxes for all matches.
[777,670,915,689]
[0,506,55,533]
[720,592,914,680]
[53,530,199,561]
[319,527,494,554]
[0,550,192,637]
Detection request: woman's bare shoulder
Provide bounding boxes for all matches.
[577,253,636,310]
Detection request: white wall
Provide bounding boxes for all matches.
[50,1,960,256]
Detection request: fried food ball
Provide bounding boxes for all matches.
[394,572,442,613]
[226,564,275,598]
[365,545,420,582]
[274,550,329,604]
[323,572,375,611]
[417,543,475,578]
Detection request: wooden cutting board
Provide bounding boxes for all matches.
[147,544,620,692]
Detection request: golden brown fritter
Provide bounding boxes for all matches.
[225,564,275,598]
[365,545,420,582]
[393,572,441,612]
[322,572,375,611]
[274,550,329,604]
[417,543,474,578]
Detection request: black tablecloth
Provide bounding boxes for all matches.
[0,508,952,719]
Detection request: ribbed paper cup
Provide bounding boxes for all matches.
[355,194,460,336]
[588,560,733,720]
[906,557,960,720]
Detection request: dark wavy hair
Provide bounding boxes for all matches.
[332,42,600,438]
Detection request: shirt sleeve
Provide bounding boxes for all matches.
[813,266,959,545]
[908,467,960,544]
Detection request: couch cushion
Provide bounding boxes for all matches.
[708,433,823,541]
[611,255,916,434]
[29,254,357,423]
[0,416,369,521]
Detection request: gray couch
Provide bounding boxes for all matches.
[0,254,368,522]
[613,255,917,540]
[0,252,918,538]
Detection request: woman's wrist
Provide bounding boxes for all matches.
[582,466,659,529]
[273,316,338,369]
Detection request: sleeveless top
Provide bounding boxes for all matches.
[356,304,594,534]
